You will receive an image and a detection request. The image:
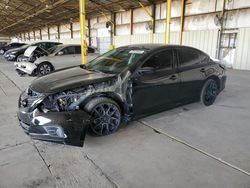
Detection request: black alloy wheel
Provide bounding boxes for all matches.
[85,98,121,136]
[201,79,218,106]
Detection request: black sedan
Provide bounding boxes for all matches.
[0,42,26,55]
[17,44,226,146]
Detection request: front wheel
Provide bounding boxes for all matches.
[37,62,53,76]
[85,97,121,136]
[200,79,218,106]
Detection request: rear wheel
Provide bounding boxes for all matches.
[85,97,121,136]
[38,62,53,76]
[200,79,218,106]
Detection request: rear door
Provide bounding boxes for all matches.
[132,49,180,116]
[176,47,209,101]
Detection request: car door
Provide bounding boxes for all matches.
[54,46,76,69]
[176,47,209,102]
[132,49,180,116]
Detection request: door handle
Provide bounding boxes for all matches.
[200,68,206,73]
[169,74,177,80]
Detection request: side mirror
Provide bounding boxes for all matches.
[57,51,64,56]
[137,67,155,75]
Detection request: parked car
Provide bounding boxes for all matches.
[15,45,99,76]
[17,44,227,146]
[0,42,26,55]
[4,42,61,62]
[4,44,30,61]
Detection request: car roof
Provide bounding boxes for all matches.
[32,41,61,45]
[57,44,80,47]
[119,43,206,53]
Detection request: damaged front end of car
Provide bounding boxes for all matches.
[17,71,132,147]
[18,88,91,147]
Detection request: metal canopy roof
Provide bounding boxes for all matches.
[0,0,163,36]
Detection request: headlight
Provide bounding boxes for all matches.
[41,89,87,112]
[10,51,17,55]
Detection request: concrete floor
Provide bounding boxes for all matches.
[0,56,250,188]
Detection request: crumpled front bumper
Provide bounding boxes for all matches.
[4,54,16,61]
[18,108,90,147]
[14,62,37,75]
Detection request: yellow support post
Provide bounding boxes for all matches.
[130,9,133,44]
[179,0,185,45]
[221,0,226,17]
[165,0,172,44]
[79,0,87,64]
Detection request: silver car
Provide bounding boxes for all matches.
[15,44,99,76]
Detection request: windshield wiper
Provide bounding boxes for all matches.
[80,65,103,73]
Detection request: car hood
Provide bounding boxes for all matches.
[30,66,116,94]
[6,47,26,54]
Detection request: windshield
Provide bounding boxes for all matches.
[20,44,30,49]
[85,48,146,74]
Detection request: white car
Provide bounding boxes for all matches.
[15,44,99,76]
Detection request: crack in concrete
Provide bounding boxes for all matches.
[82,152,120,188]
[0,85,7,96]
[0,70,22,92]
[139,120,250,177]
[32,141,52,175]
[0,141,30,151]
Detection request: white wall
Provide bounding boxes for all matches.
[234,27,250,70]
[0,34,10,43]
[14,0,250,69]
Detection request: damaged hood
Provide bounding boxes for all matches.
[30,66,116,94]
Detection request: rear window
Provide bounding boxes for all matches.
[177,48,207,68]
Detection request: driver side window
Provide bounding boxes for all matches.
[142,50,173,71]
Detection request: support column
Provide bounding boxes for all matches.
[165,0,172,44]
[47,27,50,40]
[39,29,42,40]
[88,19,91,45]
[33,30,36,41]
[179,0,185,45]
[111,13,116,46]
[28,32,30,41]
[57,25,60,40]
[70,23,73,39]
[79,0,87,64]
[130,9,133,44]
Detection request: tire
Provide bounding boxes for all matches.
[84,97,121,136]
[37,62,53,76]
[200,79,219,106]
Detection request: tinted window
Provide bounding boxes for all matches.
[142,50,173,71]
[63,46,75,55]
[177,48,203,68]
[75,46,81,54]
[36,43,46,49]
